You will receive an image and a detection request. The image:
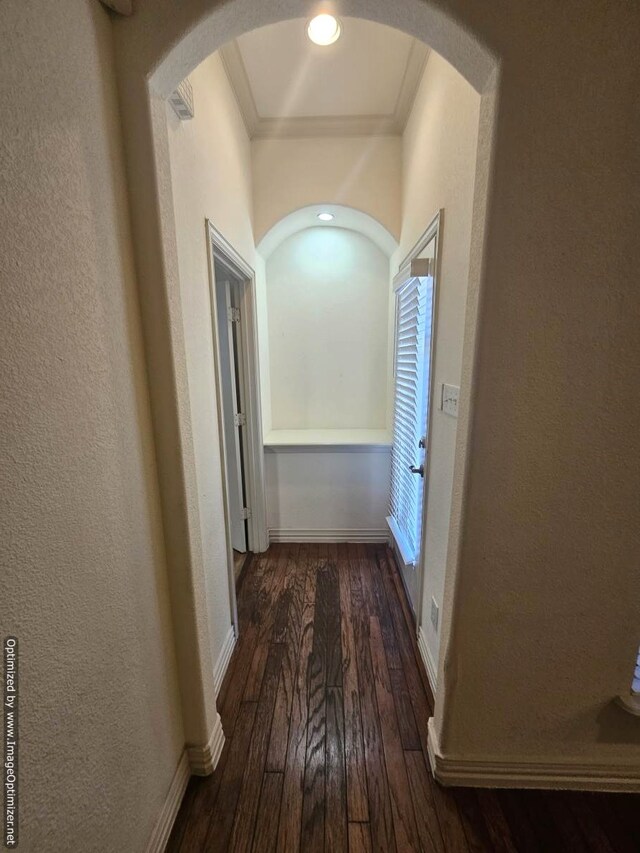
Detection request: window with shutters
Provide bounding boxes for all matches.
[388,258,435,565]
[616,644,640,716]
[632,646,640,695]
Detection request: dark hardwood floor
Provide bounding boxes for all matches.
[167,543,639,852]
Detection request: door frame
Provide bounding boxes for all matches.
[220,274,249,554]
[206,220,268,633]
[394,209,443,632]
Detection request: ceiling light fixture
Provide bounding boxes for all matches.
[307,14,341,46]
[317,212,334,221]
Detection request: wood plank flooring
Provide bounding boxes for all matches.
[168,543,639,852]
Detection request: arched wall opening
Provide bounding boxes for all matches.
[114,0,640,792]
[112,0,498,762]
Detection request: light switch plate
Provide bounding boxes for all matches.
[441,383,460,417]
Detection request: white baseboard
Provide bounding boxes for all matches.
[268,527,390,543]
[213,625,236,698]
[187,713,225,776]
[417,627,438,695]
[427,718,640,792]
[145,751,190,853]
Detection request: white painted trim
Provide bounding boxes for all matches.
[388,538,416,621]
[145,751,190,853]
[220,37,429,139]
[265,446,391,454]
[393,41,430,131]
[235,259,269,555]
[251,115,402,139]
[265,443,392,454]
[206,226,241,635]
[187,713,225,776]
[417,627,438,694]
[427,718,640,792]
[213,625,236,698]
[269,528,390,543]
[207,220,268,552]
[219,41,260,137]
[206,221,269,633]
[393,209,443,630]
[386,515,416,568]
[398,209,443,275]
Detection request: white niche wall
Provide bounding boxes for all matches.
[267,226,391,431]
[260,222,395,540]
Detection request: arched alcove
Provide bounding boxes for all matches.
[257,204,397,436]
[256,205,399,546]
[257,203,398,260]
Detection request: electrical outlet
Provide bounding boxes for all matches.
[430,597,439,632]
[441,383,459,418]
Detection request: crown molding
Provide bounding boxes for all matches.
[219,41,260,136]
[220,38,430,140]
[252,114,402,139]
[394,40,430,129]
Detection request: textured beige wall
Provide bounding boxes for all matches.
[113,0,640,775]
[0,1,184,850]
[166,51,256,667]
[396,52,481,673]
[252,135,402,241]
[437,6,640,762]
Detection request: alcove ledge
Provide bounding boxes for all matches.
[263,428,393,451]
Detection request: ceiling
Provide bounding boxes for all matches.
[220,18,429,139]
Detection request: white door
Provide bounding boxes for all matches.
[388,249,436,615]
[214,263,248,553]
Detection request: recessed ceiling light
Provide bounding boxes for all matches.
[317,212,334,221]
[307,14,341,46]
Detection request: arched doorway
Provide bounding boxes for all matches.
[111,0,498,763]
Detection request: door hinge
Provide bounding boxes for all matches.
[241,507,252,520]
[234,412,246,427]
[228,307,240,323]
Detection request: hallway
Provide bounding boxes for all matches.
[167,544,639,853]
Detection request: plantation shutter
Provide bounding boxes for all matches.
[388,258,434,564]
[633,646,640,694]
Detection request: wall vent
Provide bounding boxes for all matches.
[169,78,195,121]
